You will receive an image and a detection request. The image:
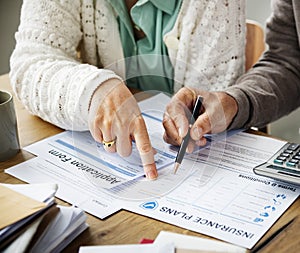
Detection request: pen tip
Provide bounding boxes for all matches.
[173,163,180,174]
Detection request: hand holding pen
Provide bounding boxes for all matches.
[173,96,203,174]
[163,87,239,174]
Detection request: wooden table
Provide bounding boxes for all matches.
[1,73,300,252]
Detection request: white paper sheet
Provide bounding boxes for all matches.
[123,132,300,249]
[154,231,246,252]
[79,243,175,253]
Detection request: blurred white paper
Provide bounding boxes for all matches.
[79,242,174,253]
[154,231,246,253]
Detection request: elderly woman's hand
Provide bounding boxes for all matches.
[89,78,158,180]
[163,87,238,152]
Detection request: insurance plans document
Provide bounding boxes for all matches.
[6,93,300,249]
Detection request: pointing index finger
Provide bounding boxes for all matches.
[132,115,158,180]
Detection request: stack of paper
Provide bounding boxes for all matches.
[0,183,88,253]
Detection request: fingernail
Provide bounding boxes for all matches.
[178,127,184,138]
[196,138,207,147]
[146,170,158,180]
[193,127,202,139]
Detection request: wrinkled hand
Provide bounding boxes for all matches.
[163,87,238,152]
[89,78,158,180]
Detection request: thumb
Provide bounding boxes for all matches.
[190,113,212,140]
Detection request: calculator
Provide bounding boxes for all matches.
[253,142,300,185]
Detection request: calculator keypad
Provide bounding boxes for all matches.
[273,143,300,169]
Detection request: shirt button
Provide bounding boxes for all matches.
[164,35,179,50]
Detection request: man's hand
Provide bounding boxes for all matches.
[163,87,238,152]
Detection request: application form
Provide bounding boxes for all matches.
[23,116,174,188]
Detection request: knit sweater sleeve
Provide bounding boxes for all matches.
[9,0,121,131]
[225,0,300,130]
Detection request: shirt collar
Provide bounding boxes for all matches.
[136,0,177,15]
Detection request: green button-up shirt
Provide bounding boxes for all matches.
[108,0,182,94]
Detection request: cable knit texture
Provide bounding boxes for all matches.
[10,0,245,131]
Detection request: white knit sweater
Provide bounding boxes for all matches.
[10,0,245,130]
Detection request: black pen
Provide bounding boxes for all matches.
[173,96,203,174]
